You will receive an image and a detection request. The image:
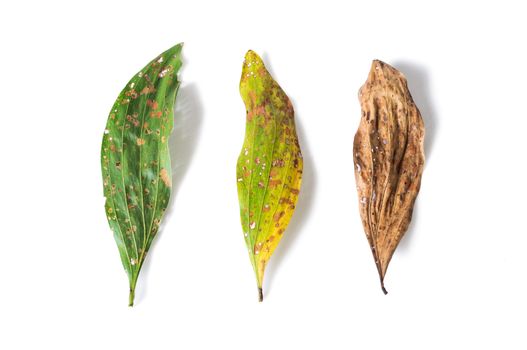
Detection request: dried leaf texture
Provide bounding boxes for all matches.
[353,60,425,294]
[237,51,303,301]
[101,43,183,306]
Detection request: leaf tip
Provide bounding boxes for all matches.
[244,49,259,60]
[258,287,263,302]
[240,49,267,94]
[369,59,405,82]
[243,50,264,69]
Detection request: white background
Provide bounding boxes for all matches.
[1,0,526,349]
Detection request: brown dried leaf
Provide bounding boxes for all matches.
[353,60,425,294]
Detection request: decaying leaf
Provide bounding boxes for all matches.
[237,51,303,301]
[353,60,425,294]
[101,43,183,306]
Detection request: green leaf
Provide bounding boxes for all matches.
[237,51,303,301]
[101,43,183,306]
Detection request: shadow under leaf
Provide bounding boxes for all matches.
[391,61,437,253]
[264,117,317,297]
[135,83,204,302]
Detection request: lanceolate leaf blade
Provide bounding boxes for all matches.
[101,43,183,306]
[353,60,425,294]
[237,51,303,301]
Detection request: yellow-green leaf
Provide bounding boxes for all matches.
[101,43,183,306]
[237,50,303,301]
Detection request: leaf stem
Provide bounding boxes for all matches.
[129,288,135,307]
[129,273,139,307]
[258,287,263,302]
[380,279,388,295]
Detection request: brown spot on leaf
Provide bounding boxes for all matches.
[141,86,155,95]
[146,99,159,110]
[160,168,171,187]
[269,179,282,188]
[125,89,138,99]
[247,105,265,121]
[272,159,285,167]
[248,91,257,104]
[150,110,162,118]
[273,211,285,222]
[279,197,293,205]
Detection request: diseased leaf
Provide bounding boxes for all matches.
[101,43,183,306]
[237,51,303,302]
[353,60,425,294]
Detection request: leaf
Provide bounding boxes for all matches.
[237,51,303,301]
[101,43,183,306]
[353,60,425,294]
